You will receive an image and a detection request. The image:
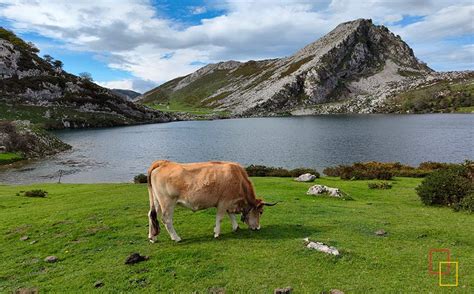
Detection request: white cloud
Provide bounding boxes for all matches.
[0,0,472,91]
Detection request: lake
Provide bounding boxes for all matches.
[1,114,473,184]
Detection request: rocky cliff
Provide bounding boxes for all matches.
[0,28,174,128]
[140,19,473,115]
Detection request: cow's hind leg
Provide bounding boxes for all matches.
[160,201,181,242]
[148,204,161,243]
[228,213,239,232]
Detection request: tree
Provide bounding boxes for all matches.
[43,54,53,63]
[27,42,39,53]
[52,60,63,70]
[79,72,93,82]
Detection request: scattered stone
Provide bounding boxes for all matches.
[125,253,149,265]
[330,289,345,294]
[44,256,58,263]
[307,185,342,197]
[375,229,387,236]
[208,287,226,294]
[94,281,104,288]
[274,286,293,294]
[15,288,38,294]
[304,238,340,256]
[29,240,37,245]
[20,236,29,241]
[294,173,317,182]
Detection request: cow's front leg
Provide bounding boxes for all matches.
[214,209,226,238]
[228,213,239,232]
[161,201,181,242]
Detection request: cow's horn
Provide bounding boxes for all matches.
[263,201,280,206]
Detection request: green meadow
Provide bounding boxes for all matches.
[0,177,472,293]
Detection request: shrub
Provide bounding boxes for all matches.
[23,189,48,198]
[416,166,472,209]
[245,165,319,178]
[134,173,148,184]
[368,182,392,189]
[456,193,474,213]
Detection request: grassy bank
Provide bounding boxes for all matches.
[0,177,472,292]
[0,152,24,165]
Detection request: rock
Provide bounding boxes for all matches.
[307,185,342,197]
[44,256,58,263]
[15,288,38,294]
[304,238,340,256]
[375,229,387,236]
[29,240,37,245]
[20,235,29,241]
[294,173,317,182]
[274,286,293,294]
[208,287,226,294]
[125,253,149,265]
[330,289,345,294]
[94,281,104,288]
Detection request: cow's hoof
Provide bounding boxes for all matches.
[149,239,156,243]
[232,226,240,232]
[214,234,220,239]
[173,237,182,242]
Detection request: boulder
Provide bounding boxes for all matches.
[303,238,340,256]
[44,256,58,263]
[274,287,293,294]
[294,173,317,182]
[306,185,342,197]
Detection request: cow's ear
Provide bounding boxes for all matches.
[255,198,264,208]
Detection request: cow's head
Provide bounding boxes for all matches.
[241,199,278,230]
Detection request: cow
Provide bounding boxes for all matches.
[146,160,277,242]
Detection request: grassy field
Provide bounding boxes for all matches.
[0,152,24,165]
[147,100,226,116]
[0,177,472,293]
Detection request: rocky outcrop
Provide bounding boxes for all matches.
[140,19,472,115]
[0,120,70,158]
[0,27,174,128]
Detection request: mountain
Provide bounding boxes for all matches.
[111,89,141,101]
[140,19,473,115]
[0,28,173,129]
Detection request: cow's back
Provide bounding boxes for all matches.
[150,161,250,210]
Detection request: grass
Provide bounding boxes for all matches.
[0,152,24,165]
[147,100,228,116]
[0,177,472,293]
[457,106,474,113]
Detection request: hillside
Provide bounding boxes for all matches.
[0,28,173,129]
[140,19,473,115]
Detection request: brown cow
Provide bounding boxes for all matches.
[147,160,277,242]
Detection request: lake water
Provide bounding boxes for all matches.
[1,114,473,184]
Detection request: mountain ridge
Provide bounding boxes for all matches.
[0,27,174,128]
[140,19,473,115]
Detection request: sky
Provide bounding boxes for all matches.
[0,0,472,93]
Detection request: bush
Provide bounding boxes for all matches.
[368,182,392,189]
[416,166,472,210]
[134,173,148,184]
[23,189,48,198]
[456,193,474,212]
[245,165,319,178]
[322,161,468,180]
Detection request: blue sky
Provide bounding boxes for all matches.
[0,0,472,92]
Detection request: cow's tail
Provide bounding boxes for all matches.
[147,161,163,241]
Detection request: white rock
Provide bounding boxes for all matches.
[303,238,340,256]
[306,185,342,197]
[294,173,317,182]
